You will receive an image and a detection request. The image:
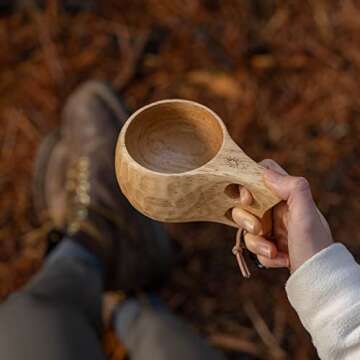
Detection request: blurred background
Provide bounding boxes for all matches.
[0,0,359,359]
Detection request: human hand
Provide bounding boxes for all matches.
[232,159,333,273]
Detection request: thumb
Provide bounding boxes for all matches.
[263,168,313,206]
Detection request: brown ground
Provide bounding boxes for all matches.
[0,1,359,359]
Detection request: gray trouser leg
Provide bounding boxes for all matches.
[0,241,105,360]
[0,239,226,360]
[115,300,226,360]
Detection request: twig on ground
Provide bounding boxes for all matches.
[273,304,287,343]
[28,1,64,85]
[111,24,149,90]
[244,301,287,359]
[209,333,261,357]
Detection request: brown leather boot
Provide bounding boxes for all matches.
[33,81,173,291]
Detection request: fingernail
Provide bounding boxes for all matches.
[258,244,272,258]
[274,254,289,267]
[240,188,252,206]
[240,190,247,204]
[243,220,255,233]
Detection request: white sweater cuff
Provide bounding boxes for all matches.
[286,243,360,359]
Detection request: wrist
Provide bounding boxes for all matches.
[290,238,334,273]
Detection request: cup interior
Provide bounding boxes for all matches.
[124,101,224,174]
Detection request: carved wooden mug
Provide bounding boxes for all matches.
[115,99,280,227]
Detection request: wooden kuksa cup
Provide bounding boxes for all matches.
[115,99,281,227]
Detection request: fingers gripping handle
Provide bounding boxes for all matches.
[219,157,281,219]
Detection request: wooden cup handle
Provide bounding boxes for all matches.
[236,162,281,218]
[205,137,282,219]
[234,175,280,219]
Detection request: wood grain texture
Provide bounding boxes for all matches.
[115,99,281,226]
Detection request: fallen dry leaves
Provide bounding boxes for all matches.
[0,1,359,359]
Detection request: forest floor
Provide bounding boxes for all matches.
[0,1,359,359]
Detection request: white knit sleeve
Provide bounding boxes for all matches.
[286,243,360,359]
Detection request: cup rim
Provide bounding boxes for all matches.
[117,98,228,176]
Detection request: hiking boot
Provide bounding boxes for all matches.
[33,81,173,291]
